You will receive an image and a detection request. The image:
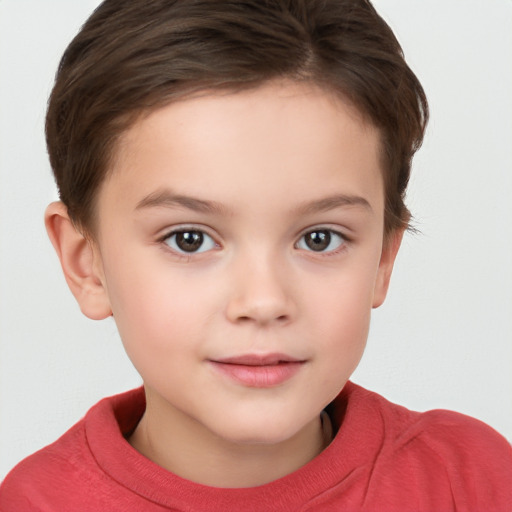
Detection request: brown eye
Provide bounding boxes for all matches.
[297,229,345,253]
[165,230,216,254]
[175,231,203,252]
[304,230,330,251]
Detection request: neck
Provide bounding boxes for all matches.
[129,390,331,488]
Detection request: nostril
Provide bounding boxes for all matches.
[233,313,289,325]
[226,288,295,325]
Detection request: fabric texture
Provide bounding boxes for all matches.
[1,382,511,511]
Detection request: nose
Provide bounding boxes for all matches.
[225,252,296,326]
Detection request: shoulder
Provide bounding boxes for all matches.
[405,409,512,510]
[410,406,512,457]
[382,398,512,476]
[0,388,145,511]
[344,384,512,510]
[405,408,512,497]
[0,419,90,509]
[347,383,512,461]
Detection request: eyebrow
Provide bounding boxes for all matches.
[136,189,372,216]
[135,189,228,215]
[295,194,373,215]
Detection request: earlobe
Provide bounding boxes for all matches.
[372,229,404,308]
[45,202,112,320]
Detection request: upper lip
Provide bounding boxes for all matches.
[211,353,304,366]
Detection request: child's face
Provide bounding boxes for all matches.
[89,81,399,446]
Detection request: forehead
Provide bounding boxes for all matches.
[100,81,384,218]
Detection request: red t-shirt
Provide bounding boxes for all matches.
[1,382,511,511]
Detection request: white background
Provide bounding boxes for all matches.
[1,0,511,480]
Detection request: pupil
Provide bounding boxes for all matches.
[306,230,330,251]
[176,231,203,252]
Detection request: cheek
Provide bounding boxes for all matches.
[314,295,371,368]
[102,255,216,365]
[304,263,376,367]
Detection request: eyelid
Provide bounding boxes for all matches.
[295,226,349,254]
[158,224,221,254]
[157,223,217,240]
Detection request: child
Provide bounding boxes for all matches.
[1,0,511,510]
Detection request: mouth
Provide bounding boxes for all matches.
[208,353,306,388]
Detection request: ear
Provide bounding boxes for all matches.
[45,202,112,320]
[372,229,404,308]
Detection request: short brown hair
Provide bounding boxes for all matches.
[46,0,428,236]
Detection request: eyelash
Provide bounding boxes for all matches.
[295,228,349,256]
[159,226,218,258]
[158,226,349,258]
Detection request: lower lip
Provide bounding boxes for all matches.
[209,361,304,388]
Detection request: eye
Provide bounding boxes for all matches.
[164,229,217,254]
[296,229,346,253]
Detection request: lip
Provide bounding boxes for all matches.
[208,353,305,388]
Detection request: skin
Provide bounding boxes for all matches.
[46,81,403,488]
